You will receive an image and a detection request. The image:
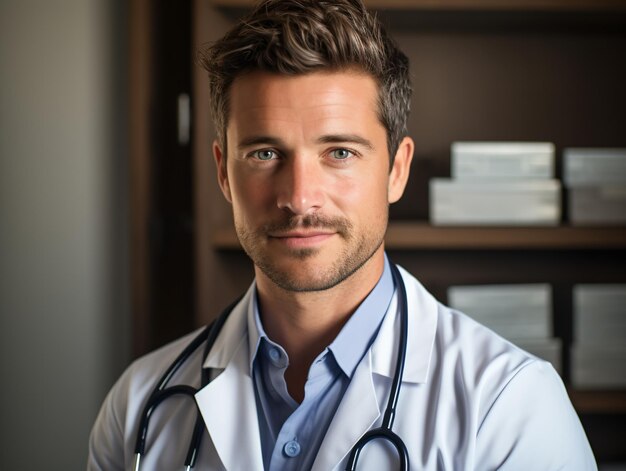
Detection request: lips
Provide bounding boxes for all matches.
[268,230,335,248]
[270,230,334,238]
[261,214,350,249]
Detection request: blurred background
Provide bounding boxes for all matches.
[1,0,625,469]
[0,0,130,468]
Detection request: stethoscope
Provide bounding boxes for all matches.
[134,262,410,470]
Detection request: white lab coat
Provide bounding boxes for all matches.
[88,266,596,470]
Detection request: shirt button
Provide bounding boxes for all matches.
[283,440,301,458]
[269,347,281,364]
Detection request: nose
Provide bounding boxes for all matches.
[276,155,325,215]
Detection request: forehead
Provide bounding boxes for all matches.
[226,70,382,137]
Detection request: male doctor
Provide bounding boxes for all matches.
[89,0,596,469]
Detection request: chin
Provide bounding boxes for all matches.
[267,271,347,293]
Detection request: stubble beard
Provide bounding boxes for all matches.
[236,213,387,292]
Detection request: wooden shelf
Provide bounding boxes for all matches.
[212,222,626,250]
[385,222,626,250]
[211,0,626,12]
[569,390,626,414]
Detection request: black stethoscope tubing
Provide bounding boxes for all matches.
[133,295,240,470]
[345,262,409,470]
[133,263,409,470]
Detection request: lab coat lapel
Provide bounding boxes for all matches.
[311,350,380,471]
[195,338,263,471]
[371,265,438,383]
[194,287,264,471]
[311,265,438,470]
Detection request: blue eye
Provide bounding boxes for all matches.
[331,149,352,160]
[253,150,276,161]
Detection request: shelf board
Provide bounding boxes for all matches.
[212,222,626,250]
[385,222,626,250]
[211,0,626,12]
[568,390,626,414]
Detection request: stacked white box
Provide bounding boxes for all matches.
[448,284,561,372]
[452,142,554,180]
[563,148,626,225]
[571,284,626,389]
[431,142,560,226]
[430,179,561,226]
[574,285,626,345]
[448,284,552,339]
[571,345,626,389]
[569,187,626,225]
[563,148,626,187]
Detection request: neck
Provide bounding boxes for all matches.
[255,248,385,401]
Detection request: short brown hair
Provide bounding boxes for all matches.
[199,0,411,162]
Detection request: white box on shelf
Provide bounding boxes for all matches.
[430,179,561,226]
[452,142,554,180]
[448,284,552,340]
[571,344,626,389]
[514,338,562,375]
[563,148,626,187]
[573,284,626,345]
[569,186,626,225]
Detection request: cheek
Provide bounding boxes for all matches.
[230,172,273,215]
[331,170,389,215]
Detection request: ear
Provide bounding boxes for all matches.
[213,139,232,203]
[388,136,414,204]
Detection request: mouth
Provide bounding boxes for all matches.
[268,230,336,249]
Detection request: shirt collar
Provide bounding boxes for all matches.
[327,256,394,378]
[246,255,395,378]
[247,290,264,373]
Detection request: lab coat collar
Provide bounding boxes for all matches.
[311,348,380,471]
[371,264,438,384]
[200,264,438,383]
[195,282,264,470]
[201,282,256,371]
[312,265,438,470]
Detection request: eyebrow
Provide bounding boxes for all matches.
[317,134,375,151]
[237,136,284,149]
[237,134,375,151]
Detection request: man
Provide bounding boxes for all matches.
[89,0,596,469]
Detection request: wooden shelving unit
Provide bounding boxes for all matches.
[193,0,626,462]
[213,223,626,250]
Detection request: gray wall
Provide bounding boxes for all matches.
[0,0,130,468]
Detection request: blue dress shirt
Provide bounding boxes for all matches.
[247,257,395,470]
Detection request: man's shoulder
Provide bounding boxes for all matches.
[111,287,254,403]
[435,299,541,375]
[110,327,208,404]
[429,296,561,413]
[437,301,536,363]
[131,327,206,379]
[399,267,537,374]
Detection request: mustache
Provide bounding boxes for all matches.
[262,214,352,235]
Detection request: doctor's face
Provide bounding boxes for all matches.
[214,70,411,292]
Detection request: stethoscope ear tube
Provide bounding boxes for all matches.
[135,385,198,452]
[133,326,209,455]
[133,452,141,471]
[184,415,207,468]
[344,263,410,470]
[133,295,243,468]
